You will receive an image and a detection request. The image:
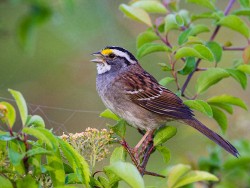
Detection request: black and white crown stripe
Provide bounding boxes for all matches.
[105,46,138,65]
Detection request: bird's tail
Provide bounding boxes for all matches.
[183,118,239,157]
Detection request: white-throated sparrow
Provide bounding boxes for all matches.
[91,46,239,157]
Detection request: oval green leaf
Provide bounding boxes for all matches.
[173,170,218,188]
[207,94,248,110]
[175,47,203,60]
[156,145,171,164]
[218,15,250,38]
[8,89,28,127]
[164,14,179,33]
[196,68,230,94]
[193,44,214,62]
[184,100,213,117]
[237,64,250,74]
[226,69,247,89]
[206,41,222,63]
[110,146,127,164]
[168,164,191,188]
[136,30,159,49]
[131,1,167,14]
[106,161,145,188]
[211,106,227,133]
[119,4,152,27]
[100,109,119,121]
[0,175,13,188]
[153,126,177,146]
[26,115,45,128]
[137,43,171,59]
[159,77,175,86]
[178,57,196,75]
[186,0,216,10]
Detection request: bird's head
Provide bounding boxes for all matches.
[91,46,138,74]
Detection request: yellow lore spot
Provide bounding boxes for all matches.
[101,49,113,55]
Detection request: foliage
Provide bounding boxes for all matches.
[1,0,250,188]
[0,89,90,187]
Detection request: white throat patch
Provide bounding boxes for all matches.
[97,63,111,74]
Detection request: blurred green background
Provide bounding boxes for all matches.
[0,0,249,180]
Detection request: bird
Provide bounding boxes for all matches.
[91,46,239,157]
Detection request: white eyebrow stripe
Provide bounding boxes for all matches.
[112,49,137,64]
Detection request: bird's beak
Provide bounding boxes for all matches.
[91,51,104,63]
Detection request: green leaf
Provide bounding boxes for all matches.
[8,140,25,166]
[26,147,52,157]
[109,119,126,138]
[58,138,90,186]
[0,175,13,188]
[136,30,159,49]
[131,1,167,14]
[156,145,171,164]
[119,4,152,27]
[178,28,191,45]
[153,126,177,146]
[211,106,227,133]
[46,148,65,186]
[8,89,28,126]
[16,175,38,188]
[191,12,219,21]
[159,77,175,86]
[193,44,214,62]
[175,45,214,62]
[175,47,203,60]
[238,0,250,8]
[100,109,119,121]
[137,43,171,59]
[110,146,127,164]
[164,14,179,33]
[105,161,145,188]
[173,170,218,188]
[196,68,230,94]
[178,25,209,45]
[243,45,250,64]
[65,173,82,184]
[26,115,45,128]
[226,69,247,89]
[189,24,210,36]
[232,8,250,16]
[218,15,250,38]
[175,14,184,26]
[0,132,16,141]
[178,57,196,75]
[184,100,213,117]
[22,127,58,150]
[208,103,233,114]
[237,64,250,74]
[0,102,16,128]
[207,94,248,110]
[206,41,222,63]
[98,176,110,188]
[168,164,191,188]
[186,0,216,10]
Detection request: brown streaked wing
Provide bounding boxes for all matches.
[123,71,194,119]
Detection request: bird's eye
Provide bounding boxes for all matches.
[108,53,115,58]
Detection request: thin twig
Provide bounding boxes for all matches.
[223,46,245,51]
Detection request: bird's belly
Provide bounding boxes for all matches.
[102,96,165,130]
